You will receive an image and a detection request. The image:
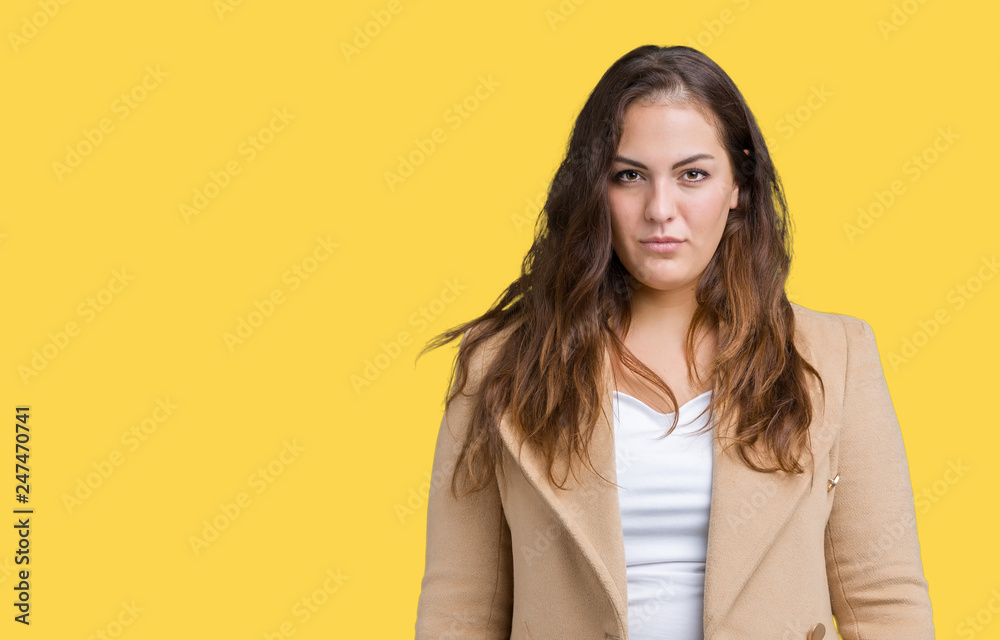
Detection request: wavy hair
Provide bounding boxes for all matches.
[417,44,825,499]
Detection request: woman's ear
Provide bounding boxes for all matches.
[730,149,750,210]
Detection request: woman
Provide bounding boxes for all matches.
[413,45,934,640]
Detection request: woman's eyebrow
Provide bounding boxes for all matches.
[613,153,715,170]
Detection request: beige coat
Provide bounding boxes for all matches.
[414,303,935,639]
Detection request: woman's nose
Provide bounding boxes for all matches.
[645,181,677,221]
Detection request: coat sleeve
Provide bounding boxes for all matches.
[414,336,514,640]
[824,315,935,638]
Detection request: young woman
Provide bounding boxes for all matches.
[413,45,935,640]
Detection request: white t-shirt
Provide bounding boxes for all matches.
[612,388,714,640]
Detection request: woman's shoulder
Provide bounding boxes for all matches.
[790,300,873,332]
[788,300,877,359]
[458,323,516,363]
[452,324,518,391]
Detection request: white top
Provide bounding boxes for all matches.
[612,389,714,640]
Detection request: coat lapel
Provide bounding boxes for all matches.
[496,332,826,638]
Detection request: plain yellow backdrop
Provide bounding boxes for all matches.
[1,0,997,637]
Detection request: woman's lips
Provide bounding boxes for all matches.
[640,239,684,253]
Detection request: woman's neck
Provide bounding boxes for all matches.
[627,283,699,348]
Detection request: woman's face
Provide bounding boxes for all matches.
[608,100,739,299]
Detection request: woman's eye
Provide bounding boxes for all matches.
[614,169,708,184]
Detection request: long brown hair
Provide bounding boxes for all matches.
[417,44,825,499]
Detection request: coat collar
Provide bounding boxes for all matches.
[495,317,829,638]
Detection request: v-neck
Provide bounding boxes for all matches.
[613,389,713,417]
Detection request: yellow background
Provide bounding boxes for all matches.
[1,0,997,637]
